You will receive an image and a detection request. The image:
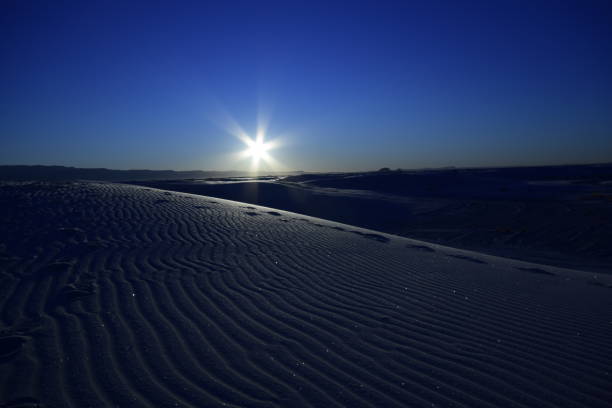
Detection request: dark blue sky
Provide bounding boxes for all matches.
[1,1,611,171]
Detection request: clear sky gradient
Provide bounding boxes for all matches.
[1,1,611,171]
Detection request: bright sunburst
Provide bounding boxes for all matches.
[237,131,280,172]
[211,106,285,172]
[245,135,270,160]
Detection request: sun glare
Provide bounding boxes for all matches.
[236,131,281,172]
[214,108,284,172]
[247,138,270,160]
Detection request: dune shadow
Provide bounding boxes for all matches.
[516,267,556,276]
[447,254,487,264]
[350,230,390,243]
[406,244,435,252]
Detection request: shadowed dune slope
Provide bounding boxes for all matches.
[0,182,611,408]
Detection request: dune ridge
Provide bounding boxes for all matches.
[0,181,611,407]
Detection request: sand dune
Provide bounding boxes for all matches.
[130,164,612,274]
[0,181,611,407]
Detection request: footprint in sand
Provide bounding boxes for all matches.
[0,335,28,362]
[50,284,95,309]
[516,267,556,276]
[447,254,487,264]
[57,227,86,241]
[406,244,435,252]
[349,230,390,243]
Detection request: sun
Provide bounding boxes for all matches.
[246,137,270,160]
[214,110,283,172]
[237,131,280,172]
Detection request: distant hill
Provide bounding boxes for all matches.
[0,165,245,181]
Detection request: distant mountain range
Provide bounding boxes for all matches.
[1,163,610,182]
[0,165,275,181]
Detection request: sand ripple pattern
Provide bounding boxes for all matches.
[0,182,611,408]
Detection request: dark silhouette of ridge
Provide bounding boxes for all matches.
[0,165,247,181]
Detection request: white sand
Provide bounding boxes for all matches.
[0,181,610,407]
